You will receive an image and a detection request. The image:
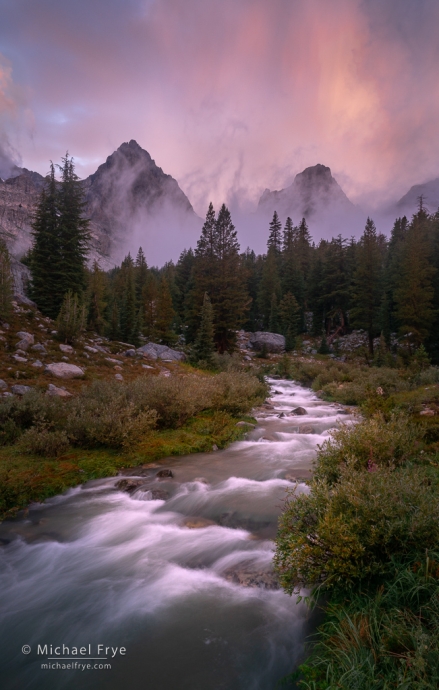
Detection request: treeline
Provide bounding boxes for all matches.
[4,156,439,361]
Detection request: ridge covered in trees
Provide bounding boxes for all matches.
[22,159,439,362]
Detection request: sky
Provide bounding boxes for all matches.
[1,0,439,219]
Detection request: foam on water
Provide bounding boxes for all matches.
[0,378,354,690]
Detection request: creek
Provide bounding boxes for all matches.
[0,378,354,690]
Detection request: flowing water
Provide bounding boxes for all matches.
[0,379,354,690]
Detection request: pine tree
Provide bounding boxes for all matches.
[393,213,436,349]
[193,292,215,365]
[258,247,281,329]
[0,238,13,321]
[135,247,148,308]
[56,291,86,344]
[56,154,90,301]
[350,218,383,354]
[119,254,138,345]
[142,271,159,341]
[267,211,282,256]
[278,292,300,350]
[87,260,107,335]
[155,276,176,344]
[30,163,61,317]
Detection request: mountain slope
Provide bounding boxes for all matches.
[396,177,439,216]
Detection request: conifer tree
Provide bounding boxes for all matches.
[135,247,148,308]
[258,247,281,329]
[267,211,282,256]
[393,212,436,348]
[193,292,215,365]
[87,260,107,334]
[155,276,176,344]
[56,291,86,344]
[56,154,90,300]
[30,163,61,317]
[350,218,383,354]
[278,291,300,350]
[0,238,13,321]
[119,254,138,345]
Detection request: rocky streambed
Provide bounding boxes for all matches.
[0,379,354,690]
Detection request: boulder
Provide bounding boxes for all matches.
[46,383,72,398]
[298,425,315,434]
[45,363,85,379]
[115,478,146,493]
[223,563,279,590]
[16,338,32,351]
[137,342,186,362]
[248,331,285,353]
[12,354,27,363]
[31,344,47,353]
[31,360,43,368]
[114,373,124,381]
[11,384,33,395]
[291,406,307,415]
[156,469,174,479]
[16,331,34,344]
[123,349,137,357]
[84,345,98,354]
[59,344,74,354]
[183,517,216,529]
[236,421,256,429]
[0,379,7,390]
[149,489,170,501]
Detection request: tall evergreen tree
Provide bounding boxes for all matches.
[393,212,436,348]
[119,254,138,345]
[350,218,383,354]
[87,260,108,335]
[278,292,300,350]
[267,211,282,256]
[193,292,215,365]
[30,163,61,317]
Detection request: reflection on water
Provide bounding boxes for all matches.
[0,379,354,690]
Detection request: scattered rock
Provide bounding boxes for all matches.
[45,363,85,379]
[115,478,146,493]
[243,355,252,361]
[137,342,186,362]
[156,469,174,479]
[235,421,256,429]
[291,407,307,415]
[105,357,123,364]
[46,383,72,398]
[31,343,47,353]
[59,344,74,354]
[248,331,285,353]
[420,409,435,416]
[16,338,32,351]
[32,360,43,368]
[12,354,27,363]
[84,345,98,354]
[124,349,137,357]
[277,412,285,418]
[16,331,34,344]
[0,379,7,390]
[11,384,33,395]
[114,365,122,371]
[115,373,124,381]
[142,364,154,369]
[212,444,219,451]
[183,517,216,529]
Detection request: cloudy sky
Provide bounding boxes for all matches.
[1,0,439,216]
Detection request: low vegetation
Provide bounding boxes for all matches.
[274,359,439,689]
[0,370,267,520]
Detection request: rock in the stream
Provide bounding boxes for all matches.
[156,469,174,479]
[248,332,285,353]
[115,478,147,493]
[291,406,307,415]
[194,477,209,484]
[298,425,315,434]
[149,489,170,501]
[223,563,279,590]
[45,363,85,379]
[183,517,216,529]
[236,421,256,429]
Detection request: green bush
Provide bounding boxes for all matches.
[314,412,422,485]
[274,465,439,593]
[18,427,70,457]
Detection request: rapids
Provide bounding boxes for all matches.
[0,379,354,690]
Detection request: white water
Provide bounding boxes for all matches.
[0,379,354,690]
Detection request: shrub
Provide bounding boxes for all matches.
[274,465,439,593]
[314,412,422,485]
[18,427,70,457]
